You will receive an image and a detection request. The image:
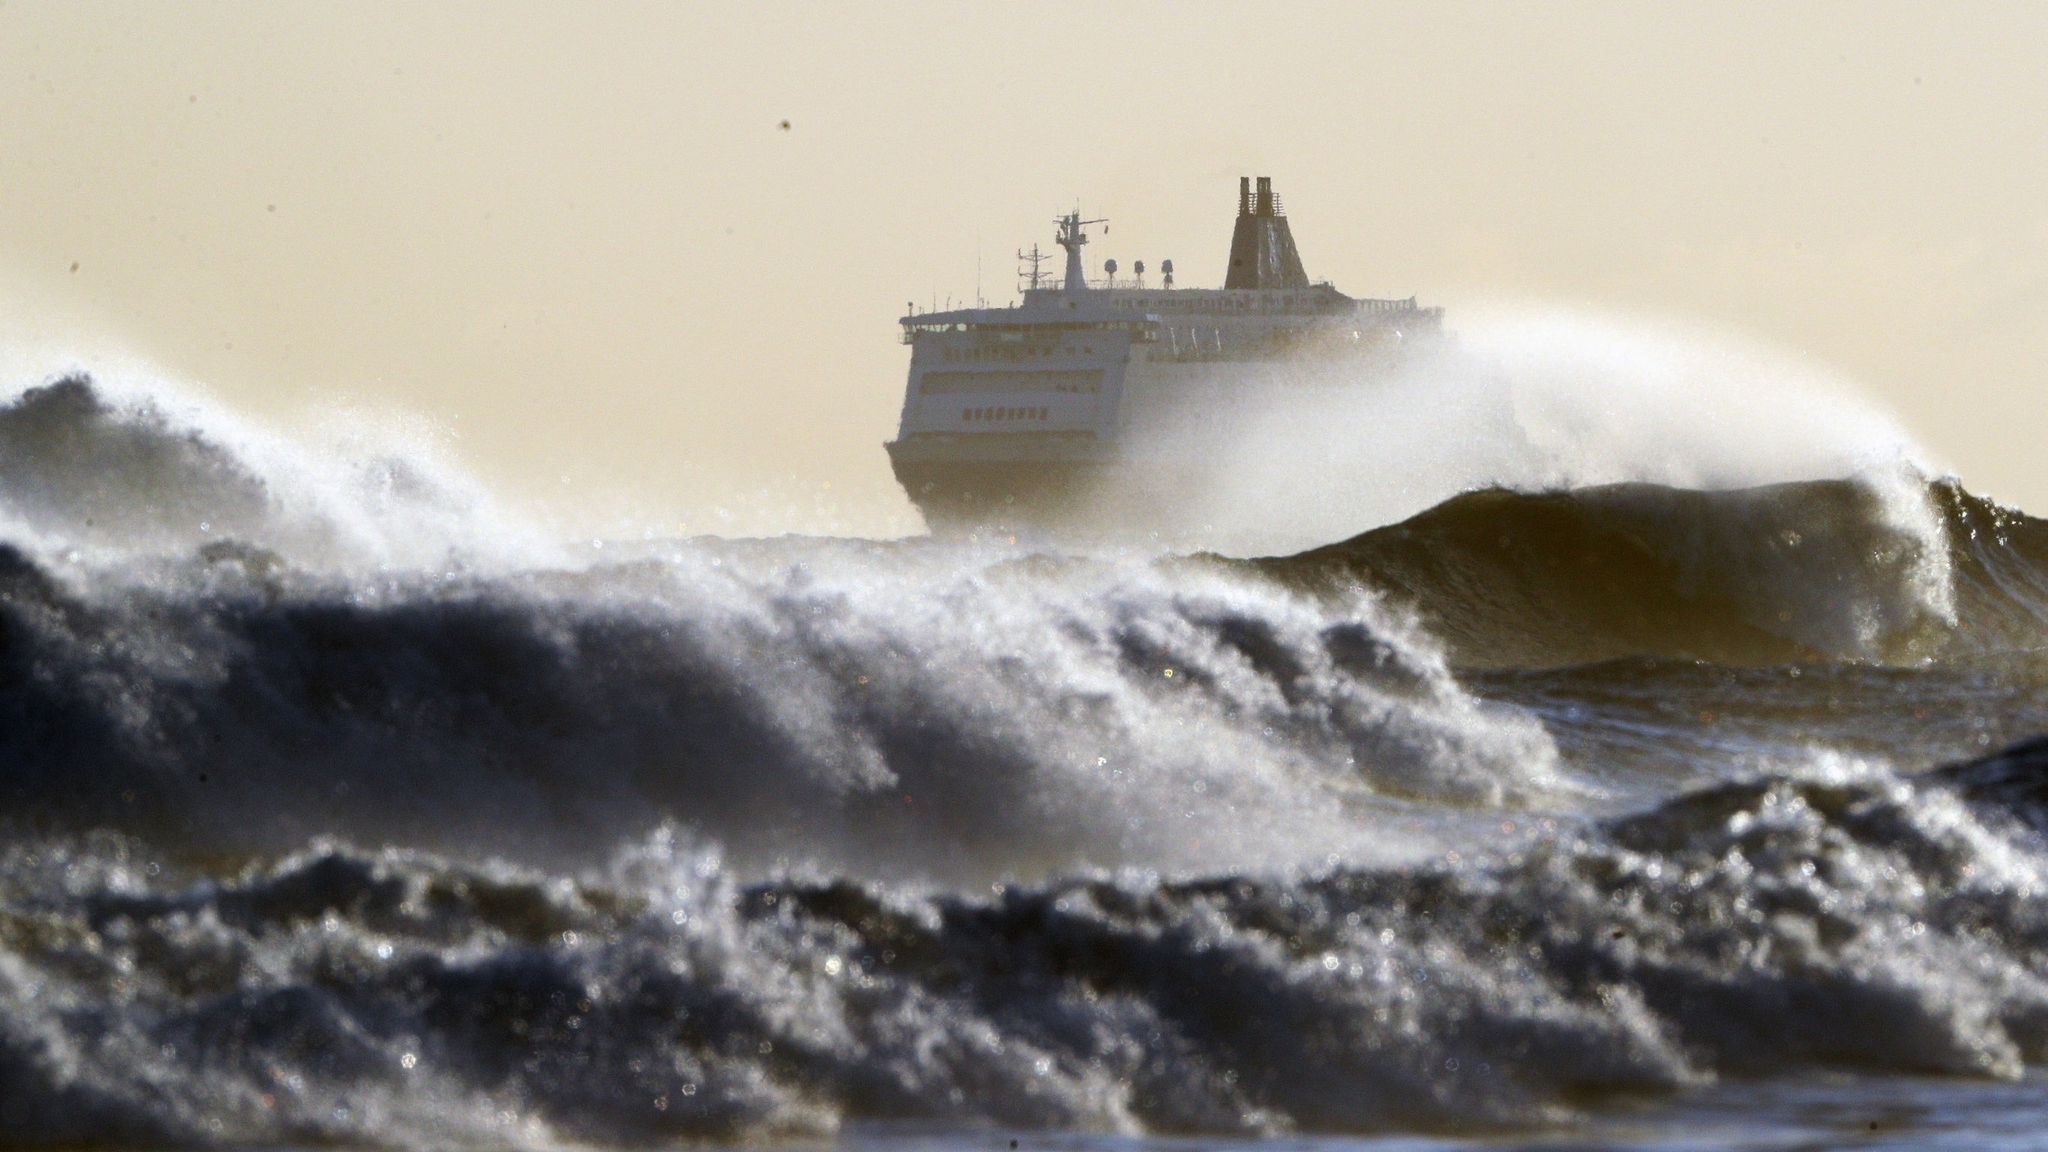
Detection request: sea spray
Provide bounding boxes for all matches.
[0,373,551,571]
[1129,307,1933,556]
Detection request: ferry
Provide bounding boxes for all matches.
[885,177,1443,535]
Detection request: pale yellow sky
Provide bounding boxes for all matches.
[2,1,2044,537]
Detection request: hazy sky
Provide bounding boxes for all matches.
[2,1,2045,537]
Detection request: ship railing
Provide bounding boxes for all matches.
[1356,297,1420,314]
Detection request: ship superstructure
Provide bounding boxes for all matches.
[885,177,1442,534]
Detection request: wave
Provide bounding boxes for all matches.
[5,738,2048,1145]
[0,374,544,570]
[0,374,1582,879]
[0,522,1559,880]
[1261,474,2048,668]
[2,373,2046,879]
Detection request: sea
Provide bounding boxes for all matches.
[3,355,2048,1152]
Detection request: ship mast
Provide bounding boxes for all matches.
[1055,210,1106,292]
[1016,243,1051,293]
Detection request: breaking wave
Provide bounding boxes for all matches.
[0,374,545,570]
[0,531,1560,876]
[1264,474,2048,668]
[0,375,1560,878]
[7,740,2048,1144]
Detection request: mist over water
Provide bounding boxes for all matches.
[1135,307,1934,557]
[3,325,2048,1148]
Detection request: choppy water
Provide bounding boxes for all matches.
[4,371,2048,1150]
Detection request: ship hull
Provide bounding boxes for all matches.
[885,442,1199,537]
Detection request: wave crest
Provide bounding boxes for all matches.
[0,531,1559,877]
[1265,474,2048,667]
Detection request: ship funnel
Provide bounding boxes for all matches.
[1224,175,1310,290]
